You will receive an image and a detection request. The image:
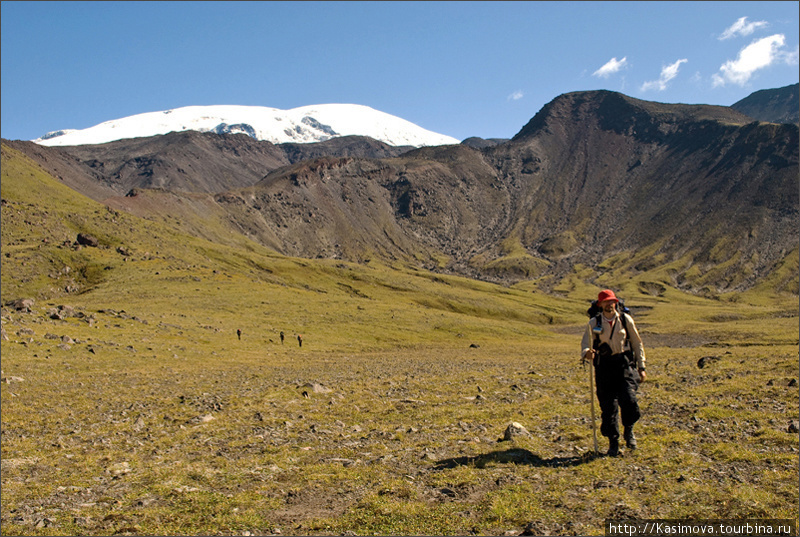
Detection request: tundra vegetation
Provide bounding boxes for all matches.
[1,144,798,535]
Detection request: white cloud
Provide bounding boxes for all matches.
[719,16,769,40]
[712,34,787,86]
[786,44,800,66]
[592,57,628,78]
[507,90,524,101]
[640,59,688,92]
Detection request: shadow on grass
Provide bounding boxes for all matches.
[432,447,599,470]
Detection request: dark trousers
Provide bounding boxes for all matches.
[594,353,640,439]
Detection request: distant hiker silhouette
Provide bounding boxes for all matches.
[280,331,285,344]
[297,334,303,347]
[237,328,242,340]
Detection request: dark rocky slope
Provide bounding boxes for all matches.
[731,82,799,125]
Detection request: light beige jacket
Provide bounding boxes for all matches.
[581,311,646,370]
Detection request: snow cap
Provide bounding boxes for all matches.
[597,289,619,304]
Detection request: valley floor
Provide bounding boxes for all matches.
[2,304,798,536]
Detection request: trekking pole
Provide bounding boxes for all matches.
[588,355,599,455]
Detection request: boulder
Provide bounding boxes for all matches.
[2,376,25,384]
[302,382,332,394]
[503,421,531,441]
[9,298,34,312]
[697,356,720,369]
[76,233,99,247]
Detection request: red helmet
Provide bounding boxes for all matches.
[597,289,619,304]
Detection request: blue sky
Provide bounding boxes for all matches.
[2,1,798,142]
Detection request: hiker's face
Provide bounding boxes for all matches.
[600,300,617,315]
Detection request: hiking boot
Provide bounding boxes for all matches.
[624,427,637,450]
[607,437,620,457]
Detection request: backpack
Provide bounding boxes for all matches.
[586,298,630,319]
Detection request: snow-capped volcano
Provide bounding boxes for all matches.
[32,104,460,148]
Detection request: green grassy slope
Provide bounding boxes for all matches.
[1,143,584,351]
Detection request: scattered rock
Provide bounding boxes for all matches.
[73,516,92,527]
[788,421,799,434]
[34,517,56,529]
[607,501,640,520]
[469,343,480,348]
[173,486,200,494]
[76,233,99,247]
[49,305,78,320]
[9,298,34,312]
[788,378,798,387]
[326,457,356,467]
[302,382,332,394]
[107,462,131,477]
[521,521,547,536]
[697,356,720,369]
[439,487,457,498]
[2,376,25,384]
[502,421,531,441]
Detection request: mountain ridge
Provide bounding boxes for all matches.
[5,133,415,197]
[5,87,798,296]
[731,82,799,125]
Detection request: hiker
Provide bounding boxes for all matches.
[297,334,303,347]
[581,289,646,456]
[280,331,285,344]
[237,328,242,340]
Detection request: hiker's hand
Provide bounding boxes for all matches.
[638,369,647,382]
[582,349,594,365]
